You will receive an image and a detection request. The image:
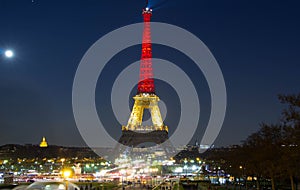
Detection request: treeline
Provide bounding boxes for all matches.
[204,94,300,190]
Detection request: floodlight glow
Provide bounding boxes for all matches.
[62,170,71,178]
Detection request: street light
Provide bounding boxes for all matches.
[62,169,72,190]
[63,170,71,178]
[184,160,188,176]
[183,165,188,176]
[61,158,65,169]
[239,166,244,190]
[120,169,126,190]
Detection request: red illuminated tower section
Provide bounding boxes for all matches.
[138,7,155,94]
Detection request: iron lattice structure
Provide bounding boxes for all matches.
[137,8,155,94]
[120,7,168,144]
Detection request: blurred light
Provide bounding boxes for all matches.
[120,169,126,175]
[192,165,197,171]
[174,167,183,173]
[62,169,71,178]
[58,184,65,189]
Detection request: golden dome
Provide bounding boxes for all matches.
[40,137,48,148]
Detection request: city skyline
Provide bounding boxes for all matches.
[0,0,300,147]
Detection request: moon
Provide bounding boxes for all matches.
[5,50,14,58]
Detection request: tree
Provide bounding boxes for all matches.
[241,94,300,190]
[243,123,283,190]
[202,93,300,190]
[278,94,300,190]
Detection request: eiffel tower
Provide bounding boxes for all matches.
[117,6,170,152]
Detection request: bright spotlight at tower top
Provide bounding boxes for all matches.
[143,7,152,14]
[4,50,14,58]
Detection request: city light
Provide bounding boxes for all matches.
[62,169,72,179]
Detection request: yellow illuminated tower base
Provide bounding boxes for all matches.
[118,93,169,147]
[122,93,168,132]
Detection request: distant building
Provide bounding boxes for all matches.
[39,137,48,148]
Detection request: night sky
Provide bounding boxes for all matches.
[0,0,299,147]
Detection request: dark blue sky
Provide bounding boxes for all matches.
[0,0,299,147]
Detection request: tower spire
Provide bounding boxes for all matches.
[137,6,155,94]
